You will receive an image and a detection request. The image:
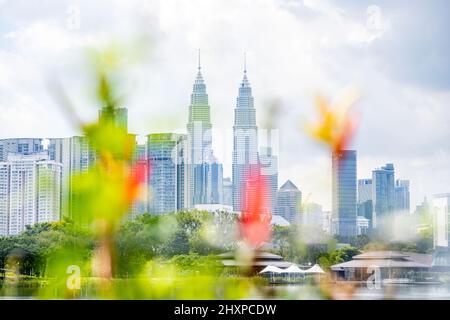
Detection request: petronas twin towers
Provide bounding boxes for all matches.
[186,53,259,212]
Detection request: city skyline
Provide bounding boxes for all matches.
[1,0,449,211]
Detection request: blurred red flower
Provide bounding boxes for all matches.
[239,167,272,248]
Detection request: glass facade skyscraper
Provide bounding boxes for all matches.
[147,133,186,215]
[332,150,357,238]
[232,63,259,212]
[186,55,217,208]
[372,163,395,228]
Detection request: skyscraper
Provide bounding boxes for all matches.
[232,58,259,212]
[357,178,373,228]
[395,179,410,212]
[0,153,62,236]
[332,150,357,238]
[275,180,302,224]
[147,133,186,214]
[259,146,278,213]
[372,163,395,228]
[186,52,214,208]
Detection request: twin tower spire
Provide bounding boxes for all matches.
[195,49,249,86]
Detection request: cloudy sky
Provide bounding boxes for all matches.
[0,0,449,210]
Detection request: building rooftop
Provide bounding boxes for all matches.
[279,180,299,191]
[331,251,432,270]
[271,215,290,227]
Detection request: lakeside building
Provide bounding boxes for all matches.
[331,251,432,282]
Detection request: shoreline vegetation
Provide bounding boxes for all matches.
[0,212,434,299]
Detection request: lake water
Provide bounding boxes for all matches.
[2,282,450,300]
[272,283,450,300]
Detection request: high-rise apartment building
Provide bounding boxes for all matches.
[0,153,62,236]
[332,150,357,238]
[232,62,259,212]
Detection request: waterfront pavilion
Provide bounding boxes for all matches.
[331,251,431,282]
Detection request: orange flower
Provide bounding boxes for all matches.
[306,90,359,153]
[239,167,272,248]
